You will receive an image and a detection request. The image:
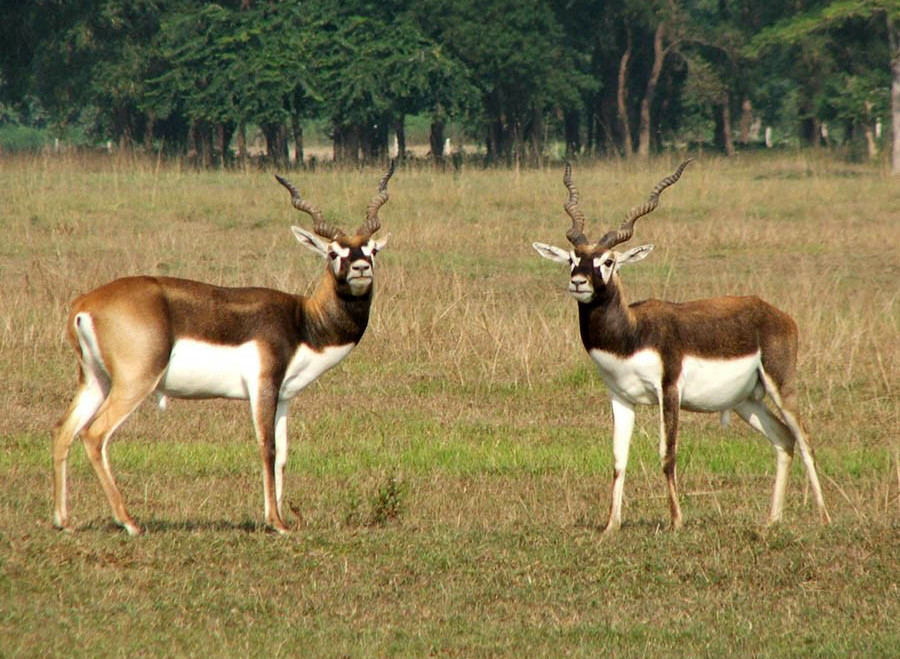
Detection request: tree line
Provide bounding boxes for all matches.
[0,0,896,171]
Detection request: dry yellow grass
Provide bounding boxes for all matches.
[0,151,897,656]
[4,151,895,441]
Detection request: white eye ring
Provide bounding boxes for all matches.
[329,244,350,259]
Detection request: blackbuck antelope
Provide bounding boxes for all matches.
[533,161,830,533]
[52,163,395,535]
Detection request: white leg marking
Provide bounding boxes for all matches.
[734,399,794,524]
[53,381,107,529]
[69,380,107,440]
[758,368,830,524]
[274,401,289,519]
[248,394,271,522]
[606,395,636,533]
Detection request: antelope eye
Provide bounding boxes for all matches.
[604,259,614,268]
[328,251,339,260]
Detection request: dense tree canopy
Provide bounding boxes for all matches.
[0,0,896,171]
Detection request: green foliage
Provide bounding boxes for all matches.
[418,0,594,137]
[0,0,895,163]
[147,3,315,124]
[748,0,898,56]
[818,70,891,124]
[0,123,47,151]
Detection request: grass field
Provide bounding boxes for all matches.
[1,151,897,657]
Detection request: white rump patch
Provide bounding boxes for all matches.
[73,312,108,380]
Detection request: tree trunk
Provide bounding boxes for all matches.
[362,121,388,163]
[198,122,212,168]
[529,103,544,167]
[214,122,226,167]
[513,119,526,169]
[333,124,362,165]
[290,114,304,167]
[430,120,445,165]
[394,116,406,161]
[263,123,288,167]
[144,111,155,151]
[598,88,619,155]
[798,95,821,147]
[717,103,734,157]
[187,121,197,160]
[864,124,878,159]
[485,122,498,164]
[617,29,633,158]
[236,122,248,162]
[889,12,899,175]
[564,109,580,159]
[115,105,133,151]
[739,98,752,145]
[637,22,667,158]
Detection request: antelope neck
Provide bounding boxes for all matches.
[577,283,639,356]
[303,276,371,348]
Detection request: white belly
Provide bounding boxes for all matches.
[589,348,663,405]
[159,340,260,399]
[679,352,762,412]
[588,348,762,411]
[157,339,355,401]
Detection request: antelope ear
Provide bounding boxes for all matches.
[532,242,571,264]
[291,226,330,258]
[370,233,390,254]
[619,244,654,264]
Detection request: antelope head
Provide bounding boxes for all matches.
[275,160,395,297]
[533,160,691,304]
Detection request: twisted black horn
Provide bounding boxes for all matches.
[274,174,345,241]
[596,159,692,249]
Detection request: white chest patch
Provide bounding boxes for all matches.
[678,352,762,412]
[589,348,664,405]
[278,343,355,400]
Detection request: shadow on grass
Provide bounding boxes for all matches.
[73,517,269,535]
[141,518,265,534]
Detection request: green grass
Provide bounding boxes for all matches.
[0,151,897,657]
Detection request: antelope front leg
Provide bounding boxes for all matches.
[603,395,635,535]
[250,389,290,534]
[273,401,290,521]
[661,385,683,530]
